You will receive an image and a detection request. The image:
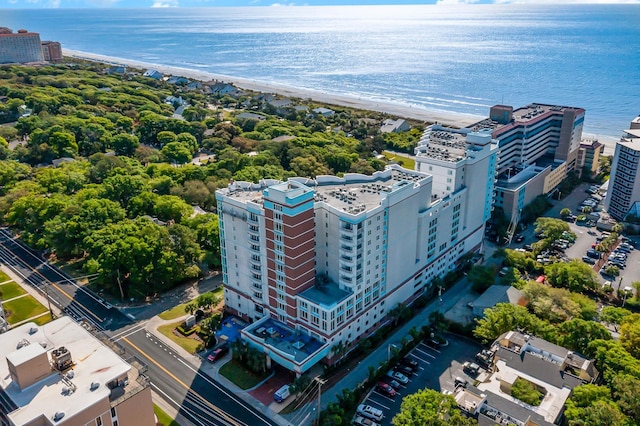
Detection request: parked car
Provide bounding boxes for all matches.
[377,382,397,398]
[207,344,229,362]
[394,364,413,376]
[273,384,291,403]
[454,377,469,389]
[400,357,419,371]
[357,404,384,421]
[514,234,525,243]
[353,415,381,426]
[582,256,596,265]
[586,249,601,259]
[387,370,409,385]
[463,361,481,376]
[381,377,401,390]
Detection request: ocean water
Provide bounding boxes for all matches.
[3,5,640,140]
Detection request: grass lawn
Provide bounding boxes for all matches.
[2,296,48,324]
[158,287,225,320]
[0,270,10,282]
[157,320,202,354]
[154,404,181,426]
[382,150,415,170]
[32,313,53,326]
[0,281,26,300]
[219,359,269,390]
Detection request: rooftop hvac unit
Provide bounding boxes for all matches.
[52,346,73,371]
[53,412,65,422]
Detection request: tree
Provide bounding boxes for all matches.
[473,303,552,344]
[619,314,640,359]
[534,217,572,247]
[185,302,197,315]
[111,133,139,156]
[600,306,632,331]
[162,141,192,164]
[611,374,640,420]
[560,207,572,218]
[565,384,628,426]
[604,265,620,278]
[392,388,477,426]
[556,318,611,354]
[467,264,495,293]
[544,260,599,293]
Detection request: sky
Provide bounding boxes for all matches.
[1,0,639,8]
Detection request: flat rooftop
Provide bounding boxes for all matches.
[415,127,468,163]
[0,317,136,425]
[470,104,582,134]
[299,281,352,308]
[246,317,325,362]
[219,167,429,215]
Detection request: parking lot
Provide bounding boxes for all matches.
[358,334,481,425]
[506,182,638,290]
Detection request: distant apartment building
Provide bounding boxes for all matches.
[41,41,63,62]
[469,104,585,221]
[577,138,604,178]
[455,331,599,426]
[604,116,640,221]
[216,132,497,375]
[0,27,45,64]
[0,317,155,426]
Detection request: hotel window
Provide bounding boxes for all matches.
[96,418,102,426]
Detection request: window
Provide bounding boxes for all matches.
[111,408,116,418]
[96,417,102,426]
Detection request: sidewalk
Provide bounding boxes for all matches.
[145,314,290,426]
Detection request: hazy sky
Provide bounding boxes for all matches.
[1,0,639,8]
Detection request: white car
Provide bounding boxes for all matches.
[357,404,384,421]
[387,370,409,384]
[353,415,381,426]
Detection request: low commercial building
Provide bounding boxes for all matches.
[0,317,154,426]
[471,285,526,317]
[455,331,599,426]
[217,127,497,375]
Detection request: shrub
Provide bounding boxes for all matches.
[511,377,544,406]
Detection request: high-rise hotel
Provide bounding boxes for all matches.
[216,129,497,375]
[0,28,44,64]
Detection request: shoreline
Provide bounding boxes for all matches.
[62,48,619,156]
[62,48,484,129]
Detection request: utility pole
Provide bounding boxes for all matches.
[315,376,326,426]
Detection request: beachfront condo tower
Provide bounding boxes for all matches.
[604,116,640,222]
[468,104,585,227]
[216,132,497,375]
[0,28,44,64]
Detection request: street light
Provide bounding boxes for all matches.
[387,343,398,363]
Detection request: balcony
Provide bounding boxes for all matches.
[340,234,353,242]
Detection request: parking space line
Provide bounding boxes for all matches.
[408,352,431,364]
[413,347,436,359]
[372,391,398,403]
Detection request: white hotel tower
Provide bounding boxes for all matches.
[216,129,497,375]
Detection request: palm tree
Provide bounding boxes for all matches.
[185,302,197,316]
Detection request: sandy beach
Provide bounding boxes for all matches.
[63,48,621,156]
[62,48,484,129]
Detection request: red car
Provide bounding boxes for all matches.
[377,382,396,397]
[207,344,229,362]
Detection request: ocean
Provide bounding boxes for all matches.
[2,5,640,141]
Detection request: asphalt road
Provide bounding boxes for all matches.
[0,227,279,426]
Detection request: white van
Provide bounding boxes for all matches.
[273,384,291,403]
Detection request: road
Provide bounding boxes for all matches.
[0,228,278,426]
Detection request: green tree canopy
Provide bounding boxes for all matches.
[392,388,477,426]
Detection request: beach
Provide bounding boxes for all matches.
[62,48,620,156]
[62,49,484,130]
